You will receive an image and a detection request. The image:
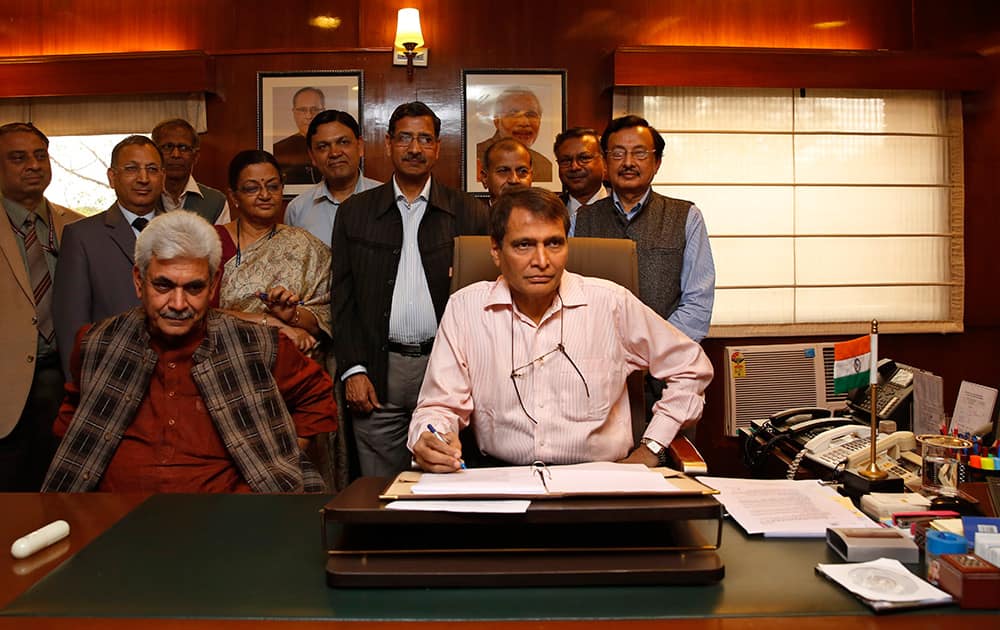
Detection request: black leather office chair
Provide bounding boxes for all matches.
[449,235,708,475]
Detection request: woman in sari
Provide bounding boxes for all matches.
[215,150,332,355]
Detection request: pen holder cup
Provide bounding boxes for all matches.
[916,434,972,497]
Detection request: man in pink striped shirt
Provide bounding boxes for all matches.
[408,186,713,472]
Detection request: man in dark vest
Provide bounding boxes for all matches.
[152,118,229,225]
[574,115,715,343]
[43,211,336,493]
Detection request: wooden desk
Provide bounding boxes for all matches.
[0,492,148,608]
[1,493,996,629]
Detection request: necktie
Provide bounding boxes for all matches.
[132,217,149,232]
[22,213,54,345]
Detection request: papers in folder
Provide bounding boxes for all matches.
[396,462,708,499]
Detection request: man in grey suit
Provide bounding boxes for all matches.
[0,122,82,490]
[53,135,164,378]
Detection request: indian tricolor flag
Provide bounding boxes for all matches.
[833,334,877,394]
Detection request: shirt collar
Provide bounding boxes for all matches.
[182,175,203,197]
[392,174,432,204]
[484,270,588,312]
[612,187,652,218]
[317,171,368,205]
[3,196,47,228]
[117,204,154,228]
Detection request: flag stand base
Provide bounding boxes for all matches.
[842,469,903,497]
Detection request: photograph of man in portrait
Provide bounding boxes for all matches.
[272,86,327,185]
[464,72,565,194]
[259,73,362,195]
[475,87,553,183]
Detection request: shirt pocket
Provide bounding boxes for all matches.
[557,358,615,421]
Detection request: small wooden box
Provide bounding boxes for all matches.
[937,554,1000,609]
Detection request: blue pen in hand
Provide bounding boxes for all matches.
[427,424,466,470]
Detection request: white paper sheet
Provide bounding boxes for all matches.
[385,499,531,513]
[816,558,952,604]
[699,477,879,537]
[912,369,945,436]
[950,380,998,435]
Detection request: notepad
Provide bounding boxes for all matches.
[388,462,712,499]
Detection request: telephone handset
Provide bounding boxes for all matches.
[803,426,918,482]
[768,407,852,435]
[848,359,915,421]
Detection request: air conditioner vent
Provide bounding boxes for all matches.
[723,343,848,436]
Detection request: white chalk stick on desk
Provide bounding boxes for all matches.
[11,520,70,559]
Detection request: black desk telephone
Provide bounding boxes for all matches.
[744,359,918,477]
[846,359,915,425]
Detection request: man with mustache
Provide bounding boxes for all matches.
[53,135,165,379]
[575,116,715,433]
[332,101,489,478]
[553,127,607,235]
[476,88,553,182]
[574,115,715,344]
[0,122,83,490]
[44,211,337,492]
[285,109,381,246]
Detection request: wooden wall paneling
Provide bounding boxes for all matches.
[911,0,1000,52]
[0,1,43,57]
[613,46,991,90]
[36,0,208,55]
[0,52,214,98]
[958,74,1000,327]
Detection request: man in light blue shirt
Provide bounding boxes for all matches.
[285,110,380,246]
[574,115,714,343]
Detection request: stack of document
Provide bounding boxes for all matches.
[411,462,681,497]
[699,477,878,537]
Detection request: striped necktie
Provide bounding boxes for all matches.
[22,212,54,344]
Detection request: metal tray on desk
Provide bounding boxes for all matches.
[322,477,725,588]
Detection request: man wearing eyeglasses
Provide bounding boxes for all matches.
[575,115,715,344]
[285,110,381,246]
[553,127,608,235]
[480,138,533,206]
[151,119,229,225]
[475,88,553,183]
[53,135,164,378]
[408,186,712,472]
[273,87,325,185]
[332,101,489,478]
[0,122,83,490]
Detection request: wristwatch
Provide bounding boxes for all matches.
[641,437,665,462]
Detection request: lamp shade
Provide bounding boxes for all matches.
[394,8,424,48]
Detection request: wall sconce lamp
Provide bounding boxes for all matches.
[393,8,427,79]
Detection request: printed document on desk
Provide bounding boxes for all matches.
[388,462,713,499]
[700,477,879,537]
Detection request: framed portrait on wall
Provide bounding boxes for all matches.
[462,69,567,195]
[257,70,363,197]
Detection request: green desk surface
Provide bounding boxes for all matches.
[0,493,990,622]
